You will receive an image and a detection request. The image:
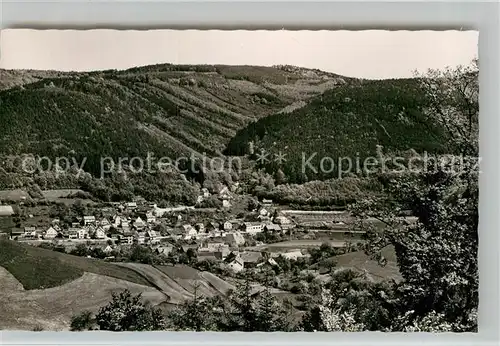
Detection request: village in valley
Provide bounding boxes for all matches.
[0,184,360,275]
[0,27,479,333]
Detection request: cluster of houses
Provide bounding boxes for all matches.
[152,237,308,274]
[196,243,308,274]
[19,216,113,241]
[4,194,311,274]
[8,196,296,245]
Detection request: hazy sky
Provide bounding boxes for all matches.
[0,29,478,79]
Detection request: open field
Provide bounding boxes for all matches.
[0,267,166,331]
[329,245,401,283]
[0,189,95,206]
[41,189,85,198]
[0,239,239,330]
[253,239,349,253]
[0,239,152,289]
[43,197,96,206]
[0,189,31,202]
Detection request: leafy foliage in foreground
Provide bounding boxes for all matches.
[95,290,166,331]
[70,310,96,331]
[320,60,479,332]
[73,281,293,332]
[167,278,293,332]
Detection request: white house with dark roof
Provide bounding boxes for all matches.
[99,218,111,231]
[257,257,279,268]
[166,228,183,240]
[134,217,146,229]
[44,226,58,239]
[262,199,273,207]
[23,226,36,237]
[83,215,96,226]
[135,231,146,244]
[182,224,198,240]
[219,186,230,197]
[145,211,156,224]
[274,215,295,230]
[226,254,244,273]
[201,188,210,198]
[243,222,264,235]
[146,230,159,244]
[196,223,205,233]
[113,215,122,228]
[77,228,89,239]
[122,234,134,244]
[94,227,106,239]
[264,223,282,233]
[223,221,232,231]
[208,228,227,238]
[155,245,174,256]
[68,228,79,239]
[126,202,138,209]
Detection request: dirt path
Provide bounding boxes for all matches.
[115,263,195,303]
[116,263,236,304]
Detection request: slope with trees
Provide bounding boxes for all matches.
[0,64,350,176]
[225,78,453,183]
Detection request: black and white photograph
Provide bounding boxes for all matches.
[0,29,478,333]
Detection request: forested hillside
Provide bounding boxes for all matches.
[0,64,349,175]
[225,78,453,182]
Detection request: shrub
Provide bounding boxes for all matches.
[95,290,166,331]
[70,310,96,331]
